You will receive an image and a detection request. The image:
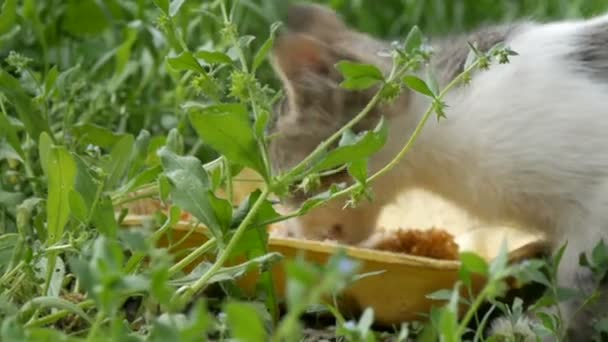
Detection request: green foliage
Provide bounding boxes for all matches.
[0,0,607,341]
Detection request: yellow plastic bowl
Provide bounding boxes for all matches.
[122,215,548,326]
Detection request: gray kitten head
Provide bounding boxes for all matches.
[268,4,391,204]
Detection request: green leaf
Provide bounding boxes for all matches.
[72,123,126,149]
[166,128,184,154]
[312,118,388,173]
[158,147,227,239]
[459,251,488,287]
[167,51,205,74]
[150,301,211,341]
[224,302,268,342]
[553,242,567,269]
[254,109,270,140]
[356,307,374,337]
[195,50,233,65]
[438,282,460,342]
[336,61,384,90]
[46,146,77,245]
[115,26,138,76]
[489,239,509,279]
[62,0,109,37]
[171,253,282,286]
[73,155,100,211]
[0,106,24,159]
[119,166,162,195]
[127,130,151,179]
[44,147,76,297]
[516,262,551,288]
[404,26,423,53]
[592,240,608,267]
[340,77,383,90]
[68,190,88,223]
[347,159,368,185]
[594,317,608,336]
[152,0,169,14]
[231,189,281,230]
[54,65,81,96]
[438,309,458,342]
[426,68,439,96]
[43,66,59,100]
[0,189,23,208]
[38,132,52,177]
[104,135,135,189]
[336,61,384,80]
[189,104,266,177]
[208,192,232,234]
[403,75,435,97]
[460,252,489,276]
[252,22,282,72]
[169,0,186,16]
[426,289,454,301]
[22,296,93,324]
[536,311,557,333]
[90,196,118,237]
[0,0,17,36]
[0,233,18,268]
[0,69,51,142]
[238,35,256,49]
[43,246,66,295]
[0,139,21,162]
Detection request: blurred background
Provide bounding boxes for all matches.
[2,0,607,142]
[242,0,608,40]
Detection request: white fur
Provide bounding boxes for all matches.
[374,17,608,240]
[374,16,608,338]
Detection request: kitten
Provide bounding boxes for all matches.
[267,4,607,340]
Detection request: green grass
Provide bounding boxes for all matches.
[0,0,607,341]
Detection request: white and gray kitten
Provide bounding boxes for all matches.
[268,4,607,340]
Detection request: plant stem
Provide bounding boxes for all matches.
[0,261,24,286]
[177,186,271,303]
[86,311,105,342]
[220,0,273,179]
[168,238,217,276]
[457,286,490,337]
[124,212,179,274]
[25,300,96,328]
[113,191,157,207]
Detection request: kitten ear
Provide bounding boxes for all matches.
[271,33,336,83]
[285,4,347,42]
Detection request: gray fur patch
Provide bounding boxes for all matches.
[572,20,608,80]
[431,23,527,84]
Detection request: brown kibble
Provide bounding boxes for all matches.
[370,228,460,260]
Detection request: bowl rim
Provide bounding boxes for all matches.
[122,215,550,271]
